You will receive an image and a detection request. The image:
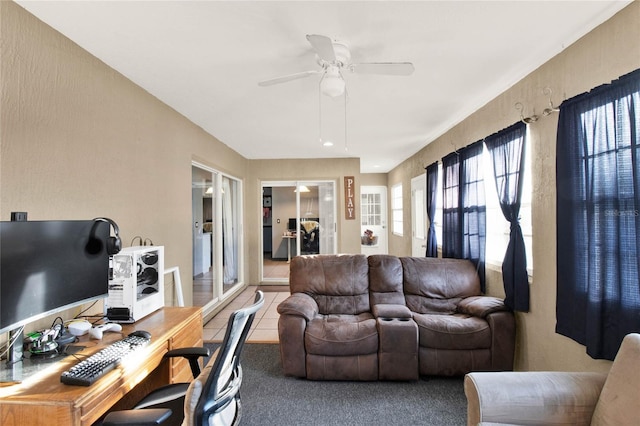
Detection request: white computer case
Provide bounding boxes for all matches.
[105,246,165,323]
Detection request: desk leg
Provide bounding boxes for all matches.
[287,238,291,263]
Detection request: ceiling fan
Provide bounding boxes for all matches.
[258,34,414,98]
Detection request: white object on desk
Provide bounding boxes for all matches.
[89,323,122,339]
[165,266,184,307]
[67,320,92,336]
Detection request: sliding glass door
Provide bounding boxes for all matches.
[261,180,336,282]
[192,163,243,315]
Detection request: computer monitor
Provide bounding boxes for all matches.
[0,220,110,336]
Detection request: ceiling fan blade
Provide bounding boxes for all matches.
[258,70,320,87]
[306,34,336,62]
[351,62,415,76]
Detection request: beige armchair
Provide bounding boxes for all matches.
[464,333,640,426]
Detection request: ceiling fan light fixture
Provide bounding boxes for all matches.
[320,67,345,97]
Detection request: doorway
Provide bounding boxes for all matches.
[411,174,427,257]
[261,181,337,283]
[360,186,388,255]
[192,163,243,315]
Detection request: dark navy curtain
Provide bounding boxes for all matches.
[442,152,461,259]
[425,162,439,257]
[442,141,486,291]
[556,69,640,360]
[485,122,529,312]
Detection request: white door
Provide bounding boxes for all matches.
[411,174,427,257]
[360,186,388,255]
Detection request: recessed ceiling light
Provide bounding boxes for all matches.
[323,140,334,147]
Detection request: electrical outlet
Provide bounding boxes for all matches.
[10,212,28,221]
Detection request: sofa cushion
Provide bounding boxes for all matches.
[305,313,378,356]
[401,257,481,314]
[290,254,370,315]
[413,313,491,349]
[368,254,406,306]
[592,333,640,425]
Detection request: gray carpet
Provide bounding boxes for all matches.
[206,343,467,426]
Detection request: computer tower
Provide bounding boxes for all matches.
[105,246,165,323]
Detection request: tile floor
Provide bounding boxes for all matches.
[203,285,289,343]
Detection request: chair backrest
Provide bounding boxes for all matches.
[192,290,265,426]
[591,333,640,425]
[368,254,406,306]
[401,257,481,314]
[289,254,370,315]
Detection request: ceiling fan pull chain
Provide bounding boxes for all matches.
[344,90,348,152]
[318,79,323,145]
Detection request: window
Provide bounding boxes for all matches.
[433,140,532,275]
[391,183,403,236]
[442,141,486,289]
[434,164,443,249]
[484,132,533,275]
[556,69,640,360]
[361,193,382,226]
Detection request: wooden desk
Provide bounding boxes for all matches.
[0,307,202,426]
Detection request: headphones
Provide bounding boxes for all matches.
[93,217,122,255]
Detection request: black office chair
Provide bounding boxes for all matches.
[103,290,265,426]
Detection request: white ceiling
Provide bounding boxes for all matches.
[15,1,632,173]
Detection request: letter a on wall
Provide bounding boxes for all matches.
[344,176,356,220]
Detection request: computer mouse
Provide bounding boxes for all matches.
[129,330,151,339]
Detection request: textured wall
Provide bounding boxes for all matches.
[387,1,640,372]
[1,2,248,317]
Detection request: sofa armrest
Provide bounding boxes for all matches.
[278,293,318,378]
[277,293,319,321]
[372,304,412,319]
[457,296,508,318]
[464,371,607,426]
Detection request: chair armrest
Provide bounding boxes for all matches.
[163,347,210,378]
[277,293,319,321]
[134,383,190,410]
[102,408,173,426]
[372,304,412,319]
[165,347,210,358]
[457,296,509,318]
[464,371,607,426]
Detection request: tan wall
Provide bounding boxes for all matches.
[387,2,640,372]
[360,173,387,187]
[0,2,247,321]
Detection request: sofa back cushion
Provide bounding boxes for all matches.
[591,333,640,425]
[401,257,481,314]
[289,254,370,315]
[368,254,406,306]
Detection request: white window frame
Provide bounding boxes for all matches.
[391,183,403,236]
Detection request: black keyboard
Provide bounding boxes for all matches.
[60,332,151,386]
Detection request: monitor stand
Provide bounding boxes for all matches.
[1,329,85,384]
[6,327,24,365]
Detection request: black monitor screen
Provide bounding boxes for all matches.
[0,220,109,334]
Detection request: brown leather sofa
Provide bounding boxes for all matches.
[277,254,515,380]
